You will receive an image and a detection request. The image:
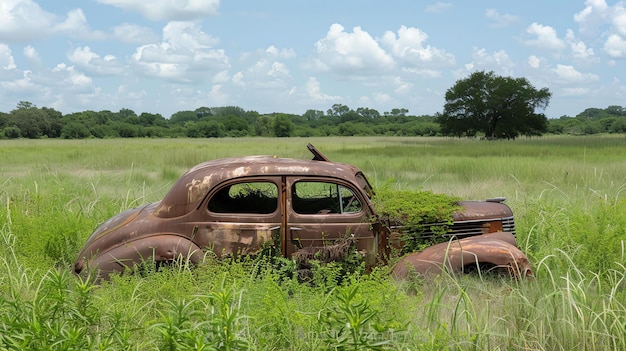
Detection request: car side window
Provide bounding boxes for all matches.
[292,181,362,215]
[208,182,278,214]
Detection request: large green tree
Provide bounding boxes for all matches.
[9,101,53,138]
[273,114,295,137]
[438,71,551,139]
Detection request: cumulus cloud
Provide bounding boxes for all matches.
[463,48,515,76]
[527,55,542,69]
[52,63,94,92]
[574,0,611,36]
[0,44,17,70]
[231,45,295,89]
[604,34,626,58]
[553,64,598,84]
[97,0,220,21]
[113,23,160,43]
[565,29,595,60]
[574,0,626,58]
[23,45,42,66]
[131,21,228,82]
[68,47,125,75]
[53,8,107,40]
[0,0,55,42]
[614,5,626,37]
[0,72,42,96]
[485,9,519,28]
[206,84,229,105]
[381,25,455,66]
[313,23,394,75]
[265,45,296,59]
[305,77,340,102]
[523,23,566,52]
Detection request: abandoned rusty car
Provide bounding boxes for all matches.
[74,144,532,280]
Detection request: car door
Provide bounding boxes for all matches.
[196,177,283,257]
[285,176,380,266]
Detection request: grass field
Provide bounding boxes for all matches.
[1,135,626,350]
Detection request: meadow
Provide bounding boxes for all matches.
[1,135,626,350]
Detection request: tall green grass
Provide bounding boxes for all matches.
[1,135,626,349]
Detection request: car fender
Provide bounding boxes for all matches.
[391,232,533,279]
[82,234,204,279]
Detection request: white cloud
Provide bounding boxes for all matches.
[574,0,626,58]
[0,44,17,70]
[305,77,339,102]
[604,34,626,58]
[206,84,229,105]
[565,29,595,60]
[131,21,228,82]
[23,46,40,65]
[265,45,296,59]
[424,2,453,13]
[392,77,413,95]
[523,23,566,52]
[373,92,392,104]
[574,0,610,36]
[231,46,294,89]
[314,23,394,75]
[381,25,455,66]
[0,0,55,41]
[53,8,106,40]
[97,0,220,21]
[463,48,515,76]
[68,47,125,75]
[485,9,519,28]
[0,72,42,95]
[527,55,542,69]
[52,64,94,92]
[401,67,441,78]
[113,23,160,43]
[553,64,598,83]
[614,4,626,37]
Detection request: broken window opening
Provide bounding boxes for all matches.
[208,182,278,214]
[292,181,362,215]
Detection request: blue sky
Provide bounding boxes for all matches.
[1,0,625,119]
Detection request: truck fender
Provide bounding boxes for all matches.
[391,232,532,279]
[88,235,204,279]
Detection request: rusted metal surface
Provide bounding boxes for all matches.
[391,232,533,279]
[74,144,532,281]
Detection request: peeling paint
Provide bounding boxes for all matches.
[187,175,213,203]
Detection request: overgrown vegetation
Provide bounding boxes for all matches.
[1,136,626,349]
[372,182,462,253]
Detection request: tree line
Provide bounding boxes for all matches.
[2,100,625,140]
[0,101,442,139]
[2,71,626,140]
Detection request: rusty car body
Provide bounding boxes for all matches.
[74,144,532,279]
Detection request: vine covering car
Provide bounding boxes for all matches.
[74,144,532,280]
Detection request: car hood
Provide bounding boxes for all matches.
[453,200,513,221]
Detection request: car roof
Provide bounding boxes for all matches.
[154,155,365,218]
